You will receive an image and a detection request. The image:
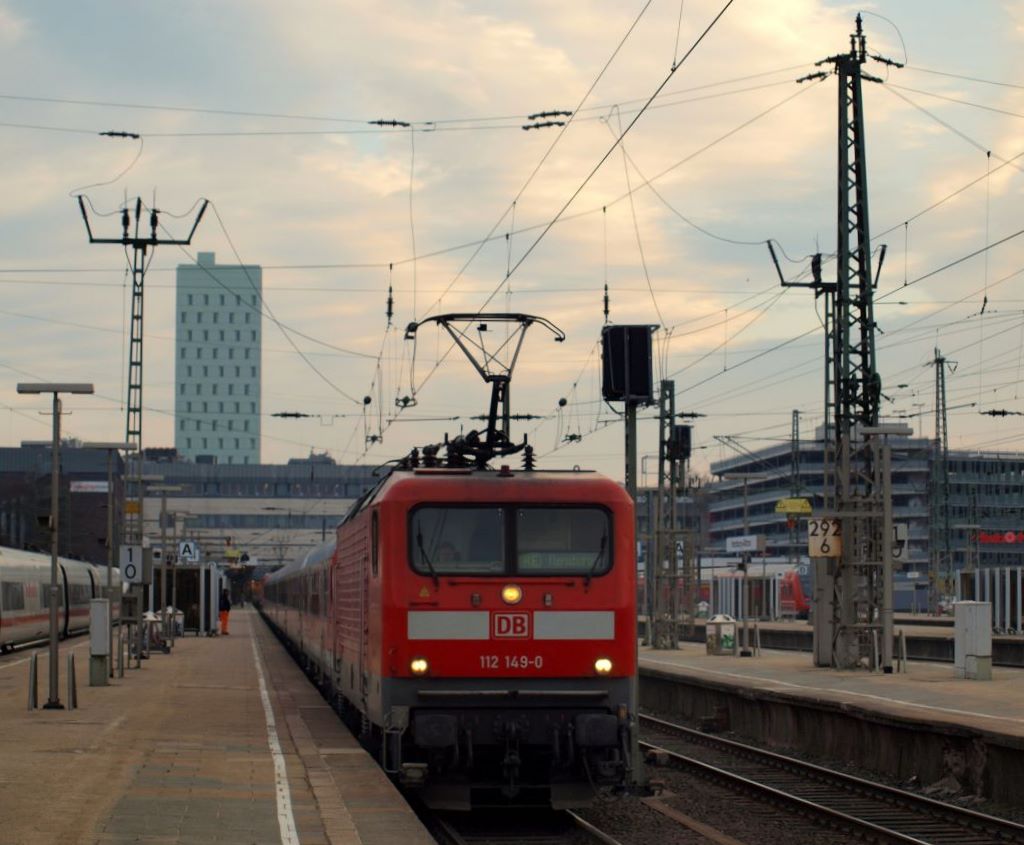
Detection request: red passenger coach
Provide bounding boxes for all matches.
[264,464,638,809]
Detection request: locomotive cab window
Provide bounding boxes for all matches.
[409,505,611,577]
[410,507,505,575]
[516,507,611,575]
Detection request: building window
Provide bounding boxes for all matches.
[244,419,249,432]
[180,347,186,359]
[203,330,209,341]
[179,383,185,395]
[196,347,202,359]
[219,438,224,448]
[212,420,217,432]
[229,312,235,324]
[244,384,250,395]
[250,402,256,412]
[181,311,187,323]
[187,365,192,377]
[179,419,185,431]
[236,438,241,448]
[228,384,234,395]
[228,420,233,431]
[244,349,250,360]
[202,438,208,448]
[250,438,256,448]
[235,330,241,341]
[195,384,201,395]
[188,294,193,305]
[220,294,225,306]
[186,437,192,448]
[236,295,241,306]
[252,296,257,305]
[187,401,192,412]
[187,330,192,341]
[197,312,203,323]
[250,330,257,341]
[245,312,251,324]
[219,366,224,377]
[203,294,209,305]
[228,349,234,359]
[235,402,240,413]
[202,366,208,377]
[236,366,241,377]
[203,402,208,413]
[250,367,256,377]
[213,312,219,324]
[219,402,224,412]
[213,348,219,359]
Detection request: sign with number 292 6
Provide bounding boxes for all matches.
[807,518,842,558]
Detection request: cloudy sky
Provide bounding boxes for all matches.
[1,1,1023,481]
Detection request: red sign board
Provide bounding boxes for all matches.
[978,530,1024,545]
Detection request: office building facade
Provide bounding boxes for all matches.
[175,252,262,464]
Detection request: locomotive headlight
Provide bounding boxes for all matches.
[594,658,613,675]
[410,657,429,675]
[501,584,523,605]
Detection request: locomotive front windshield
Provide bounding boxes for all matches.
[409,505,611,577]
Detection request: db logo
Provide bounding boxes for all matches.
[492,612,530,639]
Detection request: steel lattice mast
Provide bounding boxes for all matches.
[79,196,208,543]
[929,348,952,612]
[779,16,904,669]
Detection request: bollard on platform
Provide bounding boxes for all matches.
[27,652,38,710]
[66,652,77,710]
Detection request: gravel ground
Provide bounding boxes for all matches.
[576,794,720,845]
[642,704,1024,836]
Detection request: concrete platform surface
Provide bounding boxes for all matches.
[0,609,434,845]
[640,643,1024,738]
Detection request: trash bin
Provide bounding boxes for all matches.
[706,614,738,655]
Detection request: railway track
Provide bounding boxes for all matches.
[429,809,623,845]
[640,713,1024,845]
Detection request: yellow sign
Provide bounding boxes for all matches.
[775,497,812,514]
[418,586,430,598]
[124,500,140,514]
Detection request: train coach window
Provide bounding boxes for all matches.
[517,508,611,575]
[40,584,63,608]
[410,507,505,575]
[371,512,379,577]
[1,581,25,611]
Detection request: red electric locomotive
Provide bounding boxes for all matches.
[263,313,640,808]
[264,462,638,808]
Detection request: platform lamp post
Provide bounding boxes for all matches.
[134,474,166,660]
[17,382,94,709]
[719,471,768,657]
[82,441,135,677]
[168,510,196,645]
[148,484,183,645]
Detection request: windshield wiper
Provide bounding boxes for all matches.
[416,531,440,588]
[584,534,607,588]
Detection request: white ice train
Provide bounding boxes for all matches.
[0,546,122,652]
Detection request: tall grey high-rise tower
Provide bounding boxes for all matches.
[175,252,262,464]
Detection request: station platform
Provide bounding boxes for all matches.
[0,609,434,845]
[639,616,1024,666]
[639,643,1024,806]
